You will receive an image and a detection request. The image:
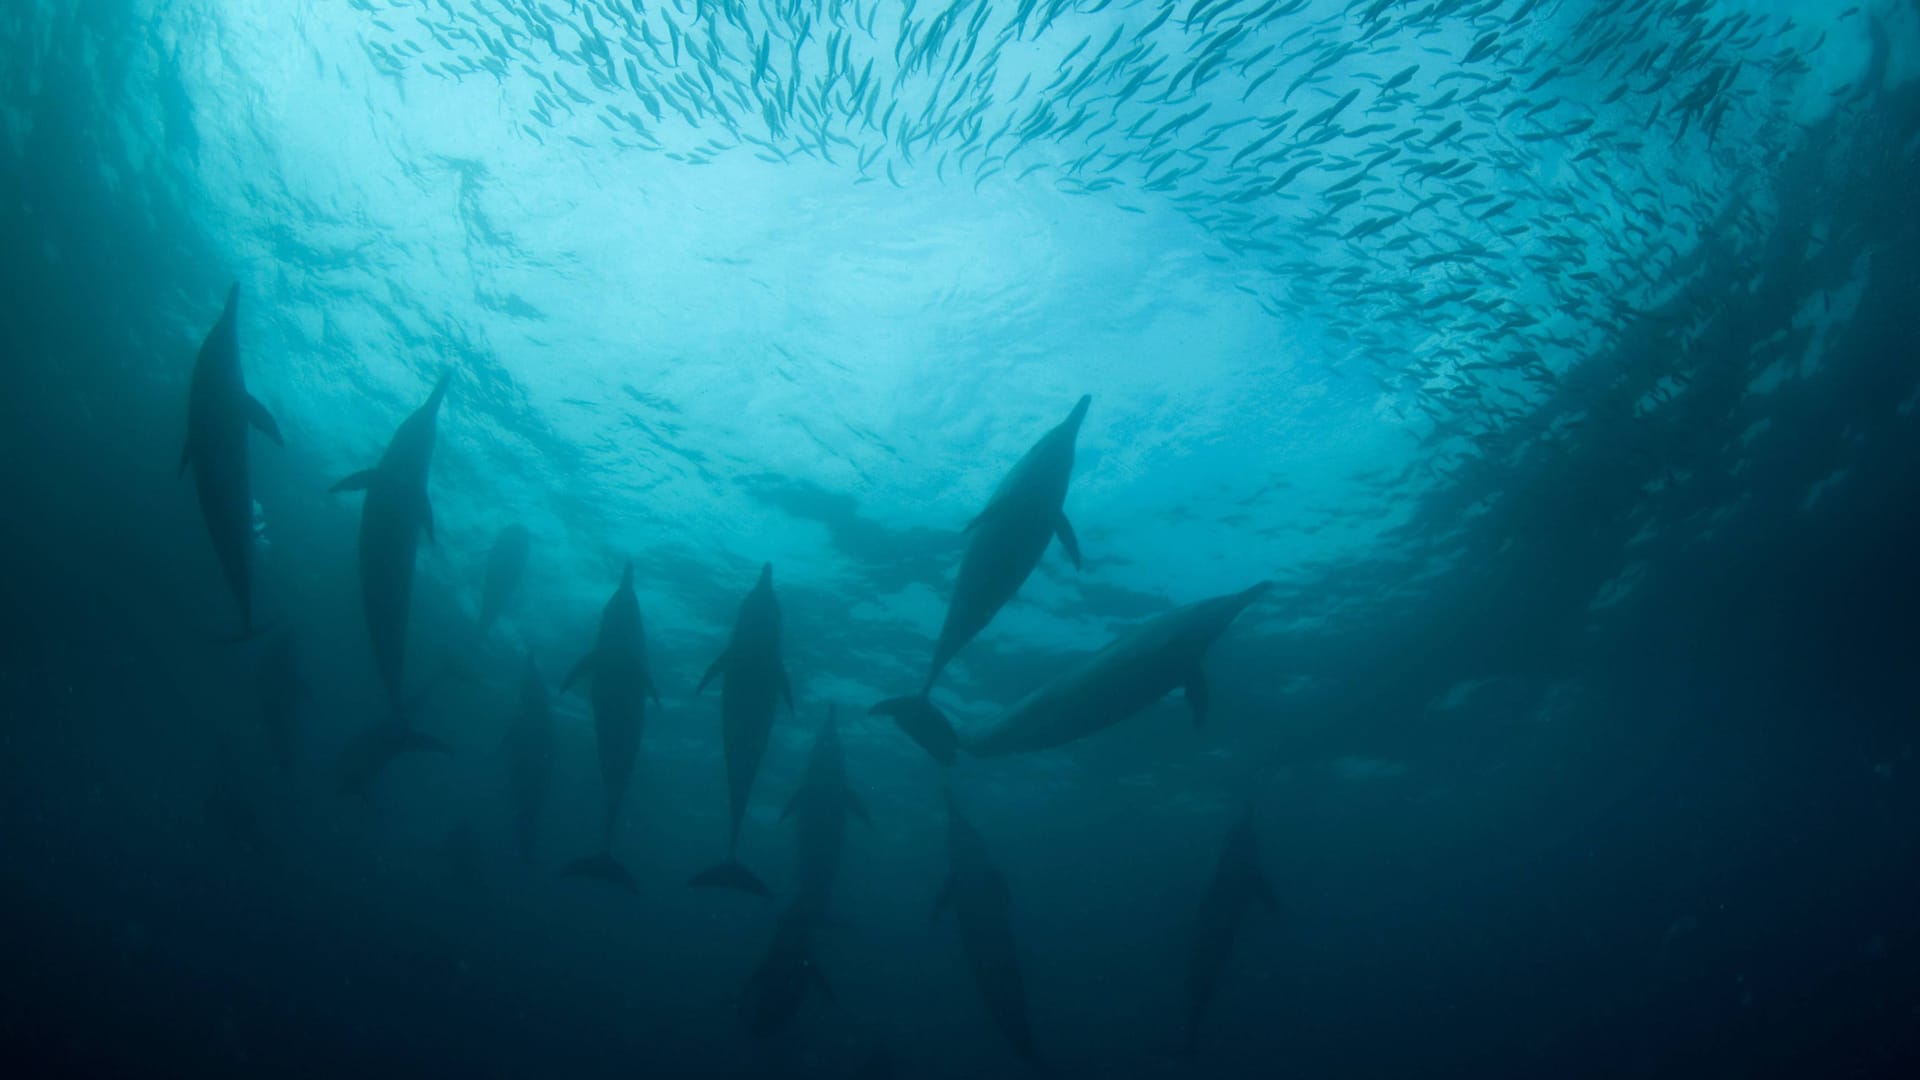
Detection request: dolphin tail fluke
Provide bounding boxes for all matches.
[560,853,637,892]
[871,695,958,766]
[688,859,772,898]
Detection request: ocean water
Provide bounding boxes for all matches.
[3,0,1919,1075]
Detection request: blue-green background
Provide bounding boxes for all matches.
[3,0,1918,1076]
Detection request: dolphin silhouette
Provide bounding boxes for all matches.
[873,395,1090,763]
[560,562,657,891]
[179,284,282,637]
[956,582,1272,759]
[936,790,1044,1066]
[784,705,869,920]
[506,651,553,865]
[1183,808,1277,1055]
[691,563,790,898]
[331,371,451,710]
[739,898,833,1037]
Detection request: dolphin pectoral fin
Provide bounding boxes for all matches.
[847,789,871,826]
[1185,671,1210,728]
[561,654,594,693]
[871,695,958,766]
[396,729,453,757]
[689,860,772,898]
[1251,872,1279,913]
[778,664,794,710]
[808,960,834,1003]
[177,442,191,477]
[330,469,377,493]
[1055,511,1083,569]
[561,854,637,892]
[931,876,955,923]
[695,650,727,695]
[247,394,284,446]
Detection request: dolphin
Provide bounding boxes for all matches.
[253,629,308,775]
[935,791,1042,1066]
[505,652,553,865]
[560,562,657,890]
[475,524,530,645]
[330,371,451,711]
[739,898,833,1037]
[873,395,1090,764]
[784,705,869,920]
[690,563,791,897]
[1184,808,1277,1055]
[179,284,282,637]
[913,582,1271,762]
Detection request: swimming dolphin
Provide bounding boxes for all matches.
[474,524,530,645]
[1184,809,1277,1055]
[253,629,308,774]
[873,395,1090,764]
[690,563,790,898]
[935,790,1042,1066]
[560,562,657,890]
[912,582,1271,762]
[505,652,553,865]
[179,284,282,636]
[739,898,833,1037]
[785,706,869,920]
[330,371,451,710]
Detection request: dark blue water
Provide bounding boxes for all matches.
[4,1,1919,1076]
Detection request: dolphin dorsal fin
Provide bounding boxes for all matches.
[1054,512,1082,569]
[1185,670,1210,728]
[696,649,728,695]
[1251,871,1278,914]
[562,653,595,693]
[247,395,284,447]
[331,469,378,493]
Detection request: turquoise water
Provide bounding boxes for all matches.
[3,1,1919,1076]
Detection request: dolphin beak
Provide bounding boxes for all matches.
[223,282,241,319]
[425,369,454,413]
[758,562,774,588]
[1063,394,1092,434]
[619,561,635,590]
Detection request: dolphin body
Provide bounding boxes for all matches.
[935,792,1042,1066]
[253,630,308,774]
[475,524,530,644]
[918,582,1271,762]
[785,706,868,920]
[1184,809,1278,1055]
[330,371,451,710]
[560,563,657,890]
[690,563,791,898]
[505,652,553,865]
[873,395,1091,764]
[179,284,282,636]
[739,897,833,1037]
